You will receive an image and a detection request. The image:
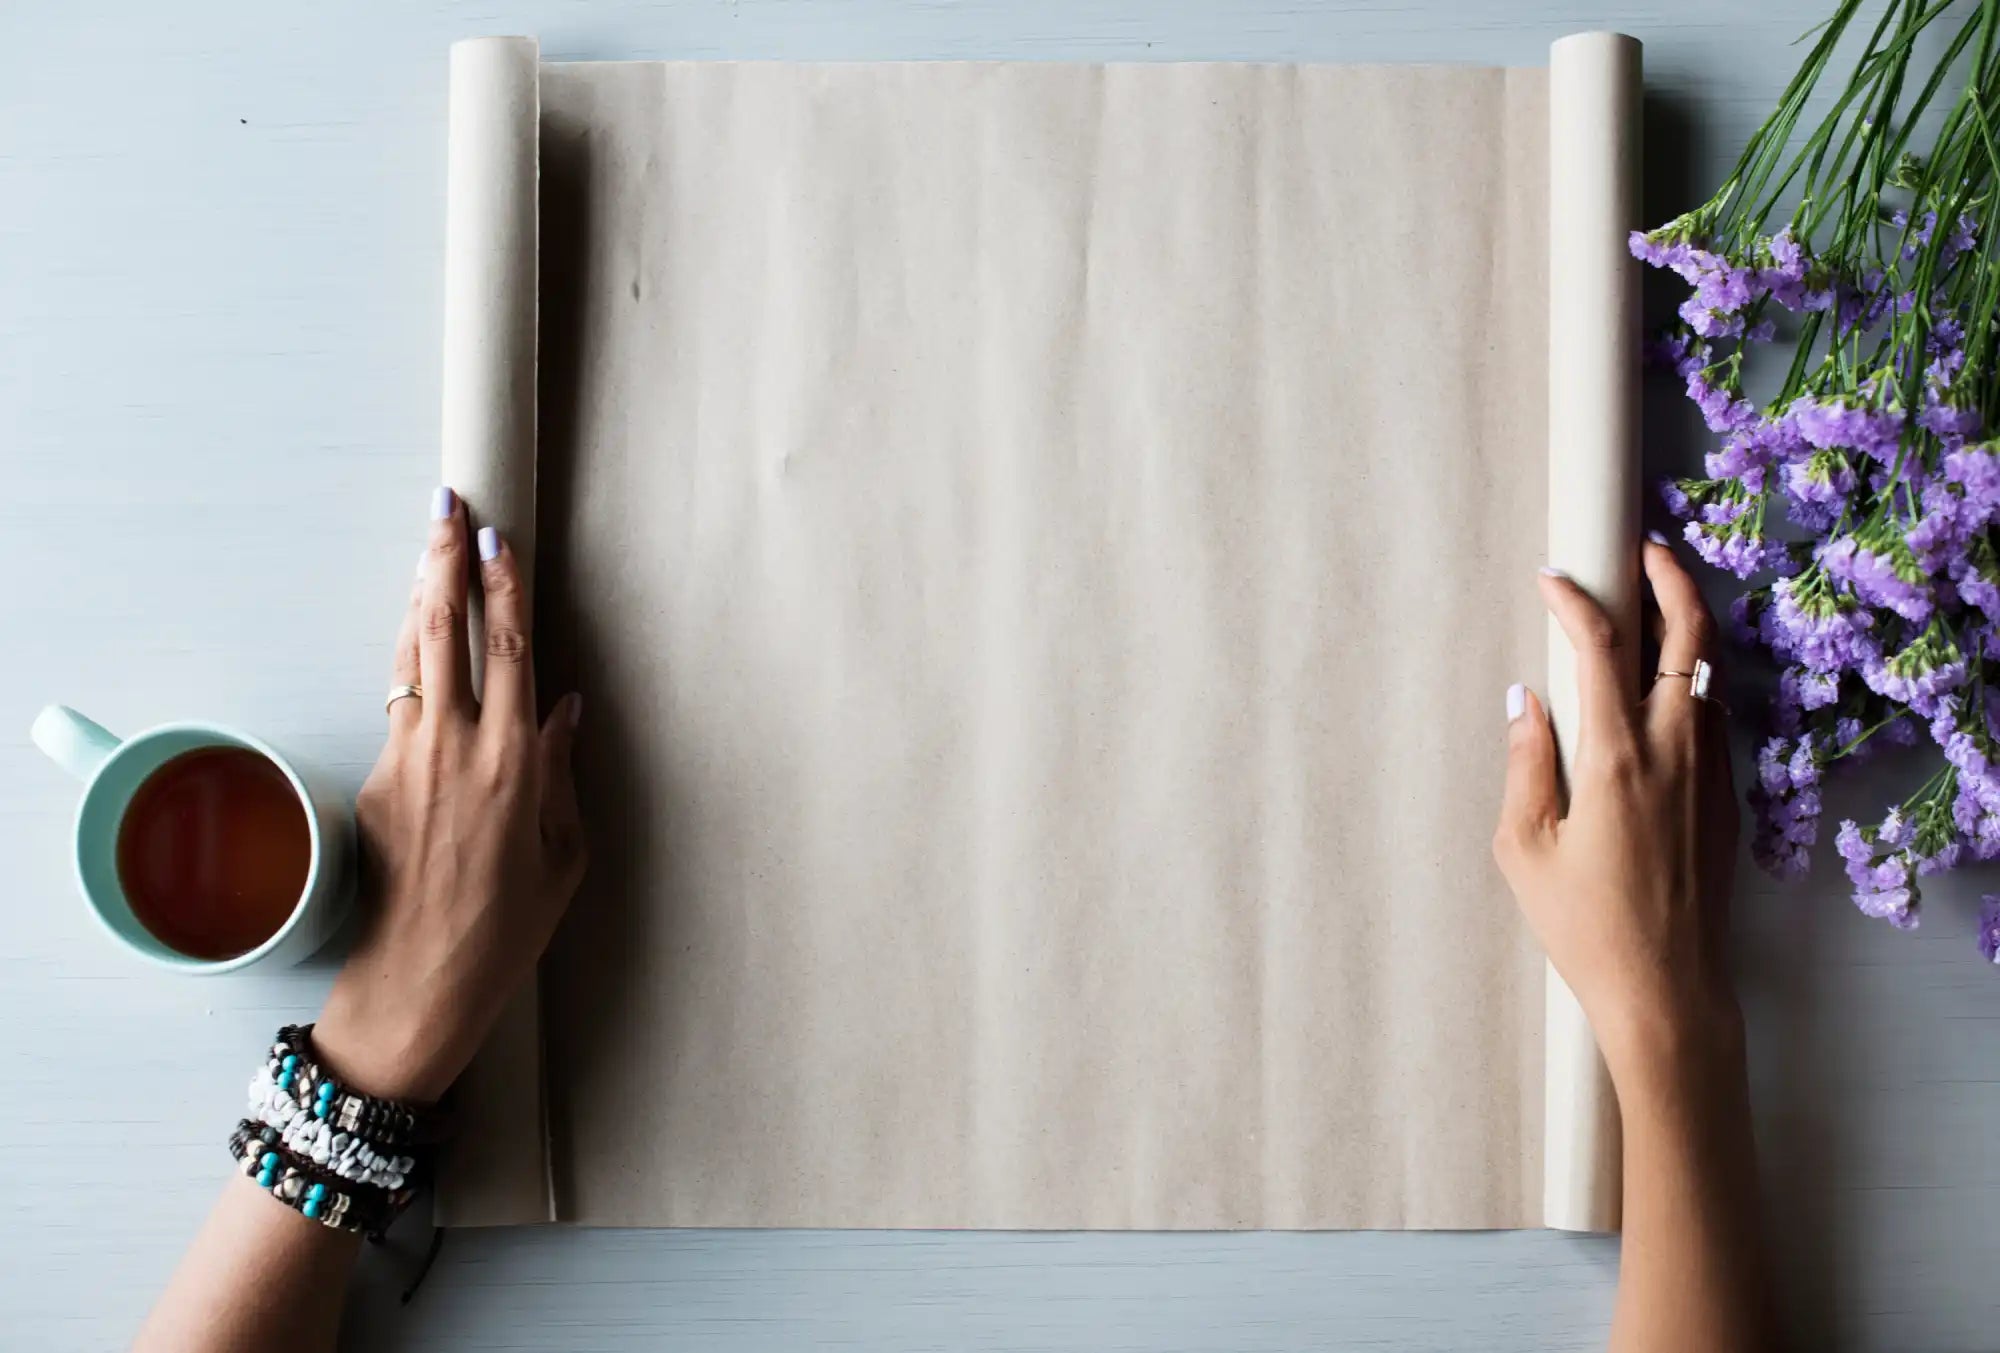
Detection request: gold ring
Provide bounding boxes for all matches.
[1654,660,1728,713]
[385,683,423,714]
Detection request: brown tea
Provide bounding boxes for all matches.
[116,746,311,960]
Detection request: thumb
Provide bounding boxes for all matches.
[538,692,586,873]
[1492,683,1561,870]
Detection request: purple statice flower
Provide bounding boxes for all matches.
[1835,817,1871,866]
[1761,227,1836,311]
[1926,314,1969,390]
[1905,485,1969,574]
[1685,519,1782,579]
[1766,226,1806,279]
[1727,591,1765,645]
[1945,213,1979,267]
[1781,450,1856,531]
[1780,665,1841,714]
[1769,574,1879,672]
[1952,780,2000,861]
[1819,535,1932,624]
[1686,368,1759,433]
[1980,897,2000,963]
[1629,224,1715,279]
[1693,262,1759,314]
[1849,850,1919,929]
[1680,295,1746,339]
[1918,399,1981,443]
[1833,267,1891,334]
[1917,840,1964,875]
[1659,478,1692,518]
[1951,535,2000,619]
[1943,443,2000,527]
[1862,637,1967,718]
[1894,208,1937,260]
[1750,740,1822,881]
[1642,330,1692,370]
[1709,414,1804,485]
[1791,394,1905,462]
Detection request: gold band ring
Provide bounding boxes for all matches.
[1653,659,1728,713]
[385,683,424,714]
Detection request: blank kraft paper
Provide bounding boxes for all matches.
[431,35,1640,1233]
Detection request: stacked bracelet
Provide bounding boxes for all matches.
[229,1121,412,1236]
[260,1025,431,1149]
[248,1067,416,1188]
[231,1024,447,1238]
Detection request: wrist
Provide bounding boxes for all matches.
[1595,990,1747,1103]
[313,988,466,1104]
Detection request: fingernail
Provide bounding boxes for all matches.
[566,692,584,728]
[1506,682,1526,722]
[478,526,501,561]
[416,550,429,578]
[431,485,456,521]
[1646,529,1672,546]
[1539,565,1570,580]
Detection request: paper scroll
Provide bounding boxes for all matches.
[432,35,548,1228]
[434,35,1639,1232]
[1543,32,1640,1235]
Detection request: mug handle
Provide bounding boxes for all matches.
[31,705,120,781]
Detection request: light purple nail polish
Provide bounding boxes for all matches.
[431,485,456,521]
[1539,565,1570,580]
[478,526,501,561]
[416,550,429,578]
[1506,683,1526,722]
[1646,529,1672,546]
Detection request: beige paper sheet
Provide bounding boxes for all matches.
[436,36,1639,1231]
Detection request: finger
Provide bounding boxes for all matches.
[1642,534,1718,690]
[1493,683,1561,871]
[476,526,535,730]
[538,693,586,875]
[419,485,475,720]
[388,552,426,738]
[1538,567,1636,757]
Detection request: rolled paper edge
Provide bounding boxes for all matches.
[431,34,553,1229]
[1542,30,1641,1235]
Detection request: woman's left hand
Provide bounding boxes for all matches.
[314,487,587,1103]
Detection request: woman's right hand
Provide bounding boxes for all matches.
[1489,539,1742,1081]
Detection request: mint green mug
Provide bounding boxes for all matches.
[30,705,354,973]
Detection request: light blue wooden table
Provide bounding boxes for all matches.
[3,3,1996,1349]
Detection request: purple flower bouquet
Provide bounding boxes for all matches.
[1635,0,2000,961]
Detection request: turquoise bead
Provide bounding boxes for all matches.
[307,1183,326,1201]
[302,1200,321,1220]
[260,1152,279,1170]
[281,1054,299,1072]
[314,1101,329,1119]
[317,1082,336,1101]
[257,1169,276,1188]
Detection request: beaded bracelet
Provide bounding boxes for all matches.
[229,1121,413,1237]
[259,1025,439,1150]
[248,1067,416,1189]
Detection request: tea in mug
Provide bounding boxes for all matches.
[115,746,312,960]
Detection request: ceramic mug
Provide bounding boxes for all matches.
[30,704,354,974]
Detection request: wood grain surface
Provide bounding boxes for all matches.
[1,3,1994,1349]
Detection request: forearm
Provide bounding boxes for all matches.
[1604,1008,1775,1353]
[132,1176,359,1353]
